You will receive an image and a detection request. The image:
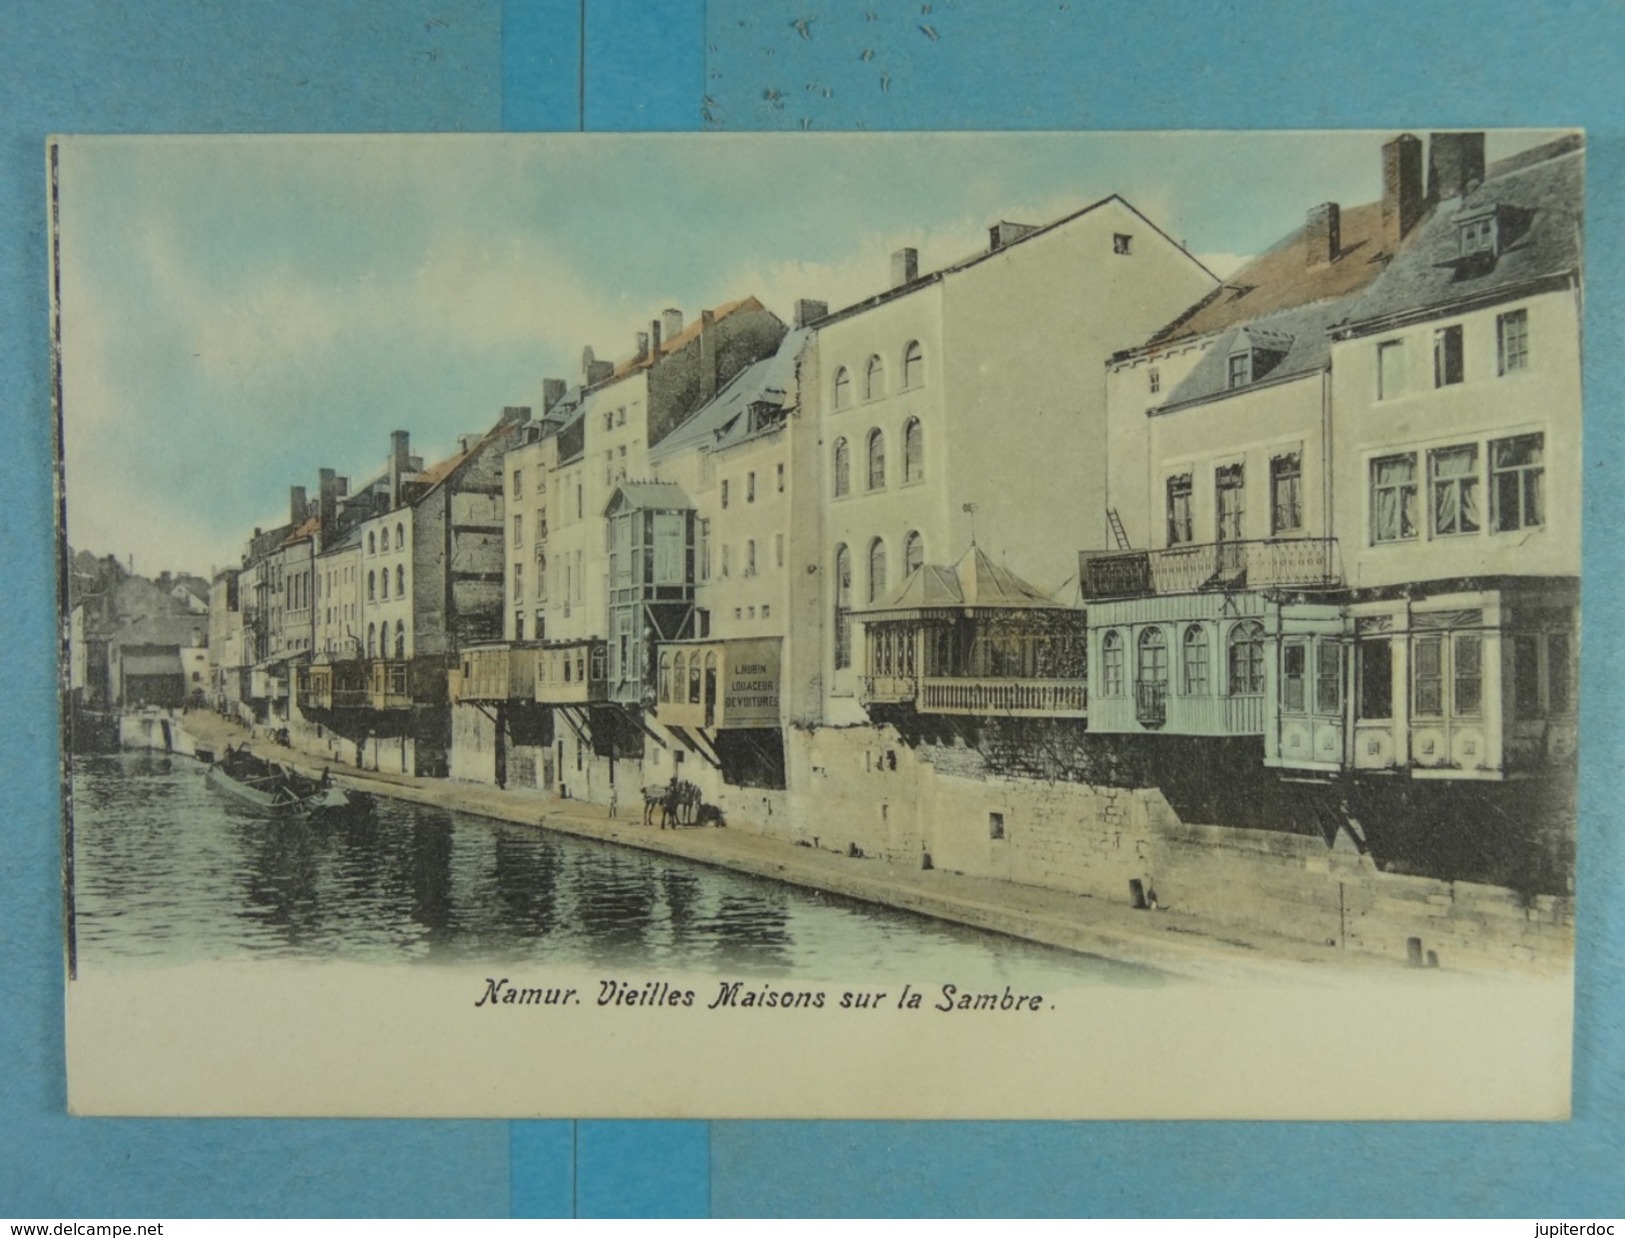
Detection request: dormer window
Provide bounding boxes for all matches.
[1460,214,1496,256]
[1227,353,1252,389]
[1226,329,1291,389]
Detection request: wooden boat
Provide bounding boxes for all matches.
[206,746,368,819]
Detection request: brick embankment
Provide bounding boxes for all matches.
[181,713,1447,980]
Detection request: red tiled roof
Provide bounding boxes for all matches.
[607,296,765,381]
[1149,199,1400,346]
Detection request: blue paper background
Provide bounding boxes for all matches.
[2,0,1620,1218]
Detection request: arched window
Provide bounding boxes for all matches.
[366,623,376,658]
[833,367,851,410]
[380,571,389,600]
[1182,624,1210,695]
[866,428,886,491]
[864,354,884,400]
[903,340,924,389]
[1101,630,1124,696]
[367,570,376,601]
[688,654,702,704]
[1138,627,1168,684]
[659,650,672,703]
[903,417,923,483]
[868,537,888,604]
[834,544,852,669]
[904,530,924,575]
[382,527,391,552]
[833,438,850,497]
[537,553,547,600]
[367,532,376,555]
[672,652,686,700]
[1228,620,1266,695]
[396,522,405,549]
[394,620,406,660]
[395,564,405,597]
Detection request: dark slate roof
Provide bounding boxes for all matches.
[1338,138,1583,333]
[1155,298,1352,413]
[650,328,811,460]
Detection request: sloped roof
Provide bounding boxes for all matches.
[860,545,1063,618]
[1339,138,1582,332]
[284,515,322,545]
[1149,199,1394,347]
[1155,298,1352,413]
[603,481,694,515]
[651,328,811,460]
[608,296,768,381]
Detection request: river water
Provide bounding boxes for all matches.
[69,751,1158,987]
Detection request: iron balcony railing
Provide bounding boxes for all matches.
[1080,537,1341,600]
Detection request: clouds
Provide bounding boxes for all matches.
[54,131,1569,576]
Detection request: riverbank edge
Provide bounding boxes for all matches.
[176,713,1537,982]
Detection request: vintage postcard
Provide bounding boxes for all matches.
[55,131,1579,1118]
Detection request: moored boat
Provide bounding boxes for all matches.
[206,745,368,819]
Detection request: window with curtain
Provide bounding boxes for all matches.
[1371,454,1418,543]
[1429,445,1480,536]
[1166,474,1193,545]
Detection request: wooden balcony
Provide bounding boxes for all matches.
[458,645,540,703]
[1081,538,1341,600]
[366,658,447,711]
[917,677,1086,718]
[534,639,608,705]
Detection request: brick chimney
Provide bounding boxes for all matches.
[793,298,828,329]
[649,318,663,360]
[318,468,338,526]
[1428,131,1486,201]
[662,307,684,340]
[541,378,567,413]
[1381,133,1425,254]
[891,247,918,289]
[581,346,612,386]
[389,430,411,507]
[636,330,650,361]
[289,485,307,525]
[1305,202,1341,265]
[699,308,719,402]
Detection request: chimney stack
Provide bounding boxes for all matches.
[541,378,567,413]
[1305,202,1341,266]
[793,298,828,329]
[290,485,308,525]
[1428,131,1486,202]
[636,330,650,360]
[318,468,338,526]
[699,308,719,402]
[1381,133,1425,254]
[389,430,411,507]
[650,318,663,360]
[581,346,612,386]
[891,247,919,289]
[662,307,684,340]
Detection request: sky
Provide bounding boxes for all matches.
[55,129,1570,578]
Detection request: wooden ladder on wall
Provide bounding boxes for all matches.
[1106,508,1130,550]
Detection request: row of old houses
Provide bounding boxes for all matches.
[212,130,1581,897]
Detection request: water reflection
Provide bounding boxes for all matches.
[70,751,1158,987]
